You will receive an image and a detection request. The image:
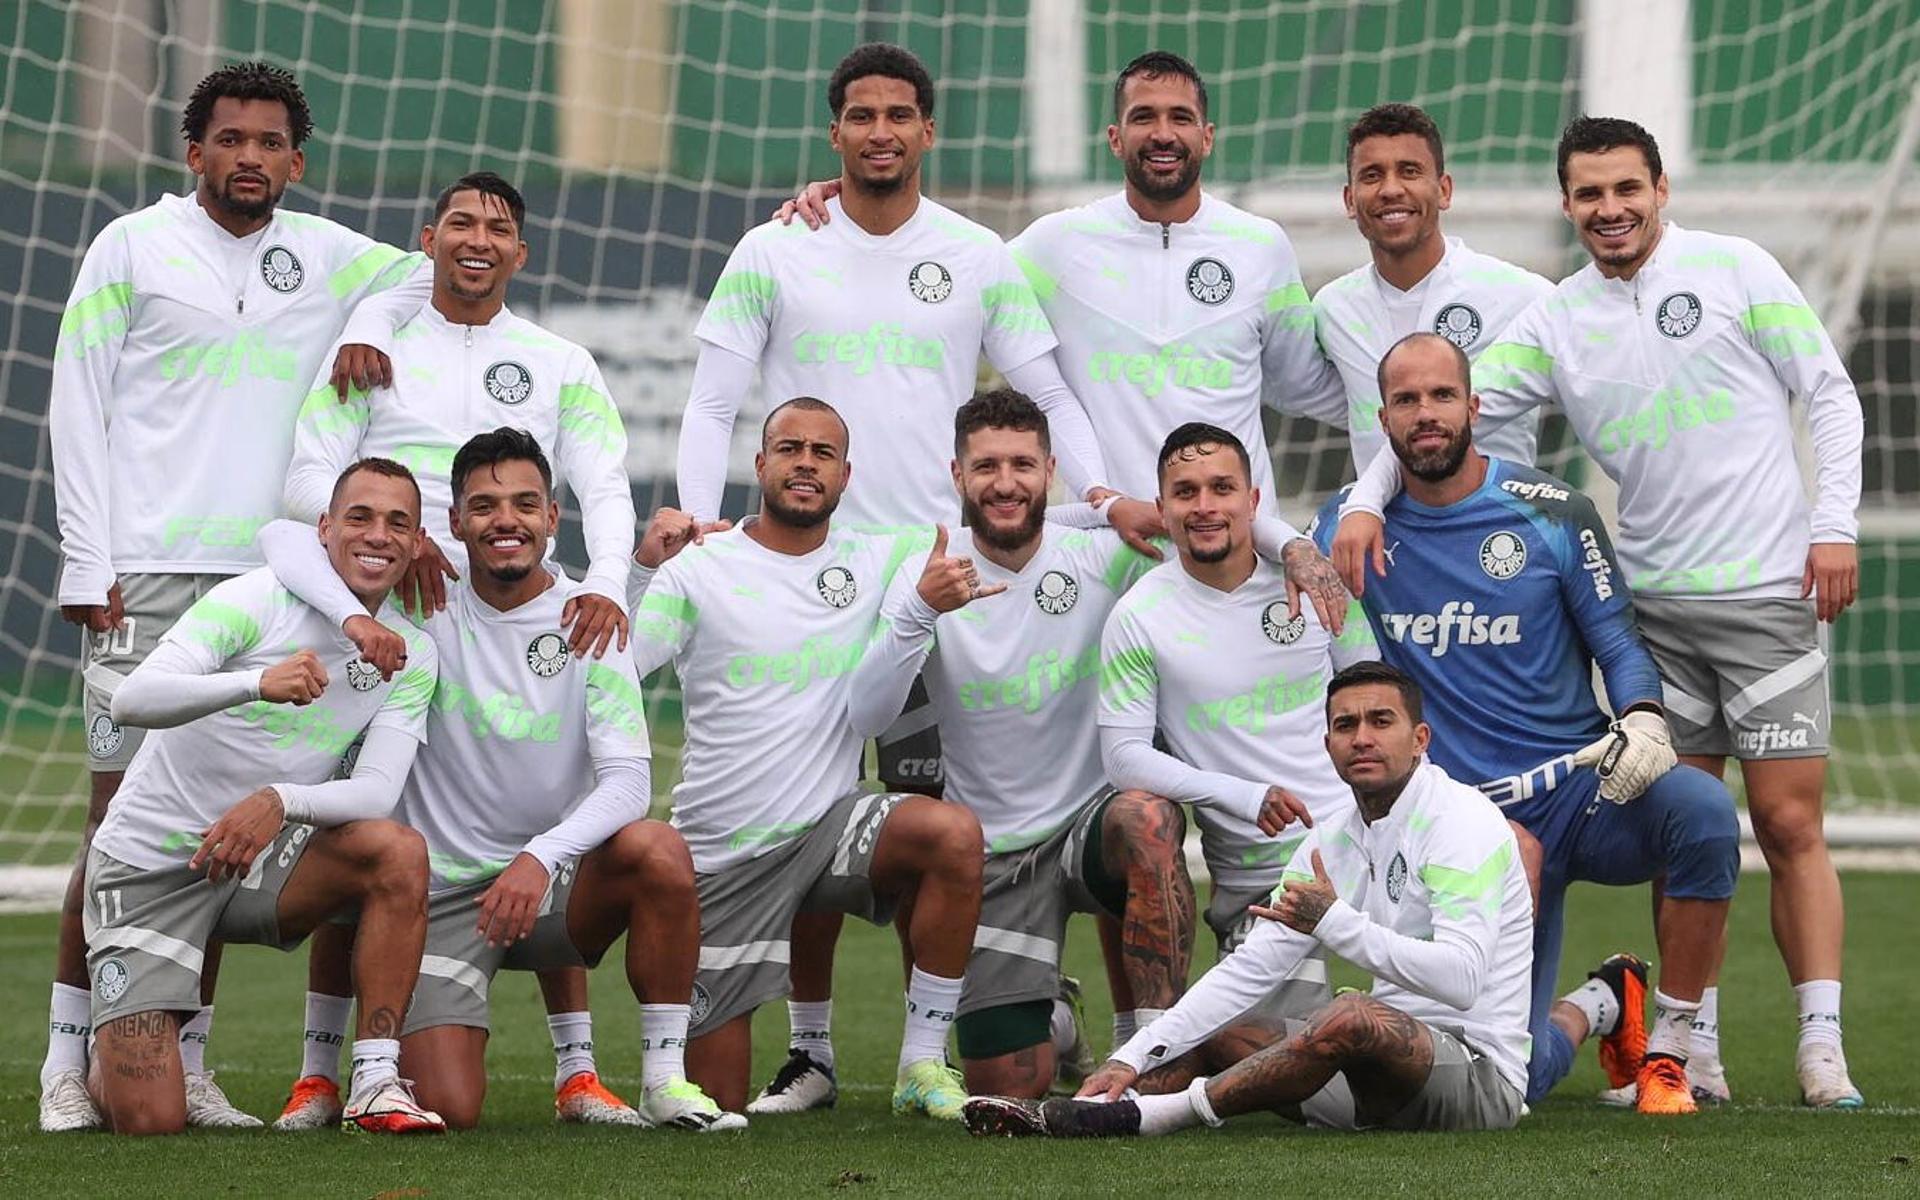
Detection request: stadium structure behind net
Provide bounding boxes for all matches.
[2,0,1917,897]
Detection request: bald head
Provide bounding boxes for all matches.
[1377,331,1479,484]
[1376,331,1471,400]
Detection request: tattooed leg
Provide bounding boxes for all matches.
[1102,792,1195,1011]
[94,1008,187,1135]
[1134,1016,1289,1095]
[963,1041,1055,1099]
[1205,993,1434,1126]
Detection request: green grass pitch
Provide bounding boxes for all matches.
[0,873,1915,1196]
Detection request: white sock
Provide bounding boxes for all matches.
[1050,998,1077,1057]
[1560,978,1619,1040]
[348,1038,399,1100]
[788,999,835,1070]
[1111,1011,1138,1051]
[1690,986,1722,1065]
[1187,1074,1224,1127]
[41,982,92,1089]
[300,992,352,1083]
[1794,979,1844,1050]
[1646,990,1699,1062]
[639,1003,690,1090]
[178,1006,213,1076]
[899,966,963,1071]
[548,1010,596,1089]
[1134,1083,1205,1136]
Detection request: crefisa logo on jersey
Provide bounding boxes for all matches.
[1656,291,1703,338]
[1185,257,1234,305]
[1260,601,1306,645]
[1034,569,1079,614]
[1386,851,1408,903]
[907,261,953,303]
[260,245,304,293]
[485,361,534,405]
[1479,530,1527,580]
[346,658,382,692]
[816,565,858,608]
[526,632,570,678]
[95,957,131,1003]
[87,714,124,759]
[1433,303,1483,349]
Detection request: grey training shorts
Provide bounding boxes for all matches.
[402,859,588,1035]
[1635,595,1830,760]
[1300,1022,1524,1132]
[80,572,224,771]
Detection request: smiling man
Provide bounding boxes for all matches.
[84,458,442,1136]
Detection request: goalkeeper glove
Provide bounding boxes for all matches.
[1573,709,1677,804]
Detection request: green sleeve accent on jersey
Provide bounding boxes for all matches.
[1278,868,1315,887]
[879,526,937,590]
[1010,248,1058,303]
[1335,598,1376,648]
[585,661,649,739]
[1264,282,1313,331]
[1741,302,1821,333]
[637,592,698,626]
[1098,645,1157,706]
[327,244,415,299]
[58,282,134,356]
[706,271,777,323]
[1101,542,1157,594]
[558,383,627,453]
[1420,841,1514,920]
[383,663,437,721]
[179,597,262,658]
[1472,342,1554,390]
[297,382,370,435]
[981,280,1049,334]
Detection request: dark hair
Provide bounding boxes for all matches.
[433,170,527,233]
[762,396,849,453]
[450,428,553,502]
[1375,331,1472,399]
[829,43,935,118]
[1156,421,1250,485]
[1113,50,1208,121]
[954,388,1050,459]
[1346,102,1445,176]
[329,456,421,514]
[1326,660,1424,726]
[181,60,314,147]
[1556,115,1663,193]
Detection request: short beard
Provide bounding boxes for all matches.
[764,487,836,530]
[1188,536,1233,564]
[963,491,1045,553]
[848,162,914,197]
[210,177,280,221]
[1394,425,1473,483]
[482,561,534,585]
[1123,149,1201,204]
[1347,760,1417,821]
[444,274,497,302]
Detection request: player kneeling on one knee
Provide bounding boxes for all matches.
[964,662,1534,1138]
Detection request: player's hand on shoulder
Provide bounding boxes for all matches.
[191,786,286,883]
[261,648,329,705]
[1331,511,1388,598]
[477,852,550,947]
[917,524,1007,613]
[1255,785,1313,837]
[1573,708,1677,804]
[1803,541,1859,623]
[400,535,459,615]
[343,614,408,681]
[330,343,392,400]
[564,590,629,658]
[1279,537,1348,635]
[636,506,722,569]
[1090,490,1165,561]
[1076,1061,1139,1102]
[773,178,840,230]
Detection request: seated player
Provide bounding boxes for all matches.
[631,397,985,1118]
[964,662,1533,1137]
[260,429,735,1131]
[276,170,641,1127]
[85,459,443,1135]
[1311,333,1740,1114]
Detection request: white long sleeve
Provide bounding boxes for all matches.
[108,638,263,728]
[675,342,759,522]
[1338,441,1403,520]
[1001,353,1109,498]
[848,571,938,737]
[334,262,435,354]
[1112,916,1314,1072]
[1313,897,1486,1011]
[274,723,420,825]
[257,519,367,633]
[48,226,135,606]
[1100,725,1267,825]
[521,757,653,875]
[550,356,639,602]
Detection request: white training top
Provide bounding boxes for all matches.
[631,520,931,873]
[1114,760,1534,1099]
[283,302,636,604]
[1344,223,1864,601]
[93,567,437,870]
[1313,236,1554,469]
[49,191,428,605]
[1099,557,1367,890]
[683,195,1067,529]
[1009,190,1347,508]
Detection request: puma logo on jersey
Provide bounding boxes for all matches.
[1376,602,1521,657]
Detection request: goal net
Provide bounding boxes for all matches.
[2,0,1916,895]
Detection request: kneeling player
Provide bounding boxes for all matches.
[86,460,443,1135]
[632,398,984,1118]
[262,429,733,1131]
[965,663,1532,1137]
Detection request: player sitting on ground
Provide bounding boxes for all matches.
[631,397,984,1119]
[1313,332,1740,1114]
[274,170,641,1129]
[964,661,1533,1137]
[259,429,733,1131]
[85,458,442,1135]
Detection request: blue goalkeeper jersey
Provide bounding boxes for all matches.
[1312,457,1663,805]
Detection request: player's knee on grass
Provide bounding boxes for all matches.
[1646,766,1740,902]
[958,999,1053,1096]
